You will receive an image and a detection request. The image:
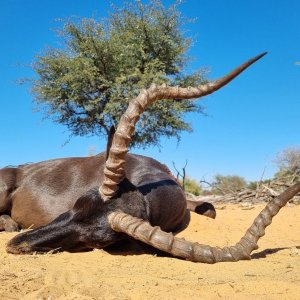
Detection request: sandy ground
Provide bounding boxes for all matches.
[0,203,299,300]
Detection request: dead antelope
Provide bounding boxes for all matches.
[4,52,300,263]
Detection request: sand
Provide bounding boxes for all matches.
[0,203,299,300]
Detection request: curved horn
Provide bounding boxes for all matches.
[108,181,300,263]
[100,52,268,200]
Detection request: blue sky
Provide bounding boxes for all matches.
[0,0,299,184]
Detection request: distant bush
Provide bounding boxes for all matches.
[211,174,247,195]
[183,177,202,196]
[274,147,300,182]
[247,179,271,190]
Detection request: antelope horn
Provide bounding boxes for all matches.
[100,52,268,200]
[108,181,300,263]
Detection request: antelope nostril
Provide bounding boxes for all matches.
[6,240,31,254]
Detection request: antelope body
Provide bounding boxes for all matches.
[4,52,300,263]
[2,152,189,252]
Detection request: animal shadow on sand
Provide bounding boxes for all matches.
[251,246,300,260]
[104,239,172,257]
[107,242,300,261]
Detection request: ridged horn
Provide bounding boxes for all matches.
[100,52,268,200]
[108,181,300,263]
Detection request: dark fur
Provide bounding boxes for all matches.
[3,152,194,253]
[186,200,216,219]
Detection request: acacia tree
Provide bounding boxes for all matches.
[30,0,206,148]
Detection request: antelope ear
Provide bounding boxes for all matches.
[106,126,116,160]
[72,189,104,221]
[195,202,216,219]
[186,200,216,219]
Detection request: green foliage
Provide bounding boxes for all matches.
[30,0,207,148]
[247,179,271,190]
[184,177,202,196]
[247,181,257,190]
[211,174,247,195]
